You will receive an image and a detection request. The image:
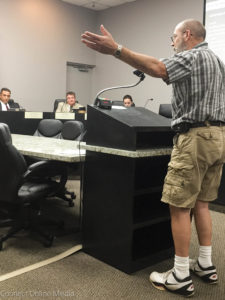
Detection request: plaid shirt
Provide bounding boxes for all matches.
[161,42,225,128]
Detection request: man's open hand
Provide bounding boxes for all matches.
[81,25,118,55]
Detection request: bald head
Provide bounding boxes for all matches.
[176,19,206,41]
[171,19,206,53]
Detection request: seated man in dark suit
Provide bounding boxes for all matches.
[0,88,20,111]
[56,91,84,113]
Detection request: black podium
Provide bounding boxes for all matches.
[86,105,174,150]
[215,164,225,206]
[83,105,174,273]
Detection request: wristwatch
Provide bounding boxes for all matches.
[114,44,123,58]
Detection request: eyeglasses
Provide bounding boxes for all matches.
[170,35,177,43]
[170,30,192,42]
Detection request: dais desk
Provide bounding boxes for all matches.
[0,111,86,135]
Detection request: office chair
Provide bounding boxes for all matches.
[34,119,63,138]
[53,120,87,207]
[0,123,67,250]
[32,119,79,207]
[8,99,20,109]
[158,104,172,118]
[61,120,86,141]
[53,99,66,112]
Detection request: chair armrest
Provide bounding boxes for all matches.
[23,160,67,180]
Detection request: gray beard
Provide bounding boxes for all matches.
[175,41,187,53]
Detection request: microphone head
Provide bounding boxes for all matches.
[133,70,142,76]
[133,69,145,81]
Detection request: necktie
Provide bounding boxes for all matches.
[6,104,9,111]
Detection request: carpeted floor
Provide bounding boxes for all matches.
[0,179,81,274]
[0,179,225,299]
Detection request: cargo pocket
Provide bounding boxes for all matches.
[162,162,194,201]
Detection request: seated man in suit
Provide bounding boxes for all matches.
[123,94,135,107]
[56,91,84,113]
[0,87,20,111]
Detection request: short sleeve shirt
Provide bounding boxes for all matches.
[161,42,225,128]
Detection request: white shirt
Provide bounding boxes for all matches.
[0,101,10,111]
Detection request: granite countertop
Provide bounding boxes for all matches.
[12,134,86,162]
[81,144,172,158]
[12,133,171,161]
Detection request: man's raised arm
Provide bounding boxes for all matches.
[81,25,168,80]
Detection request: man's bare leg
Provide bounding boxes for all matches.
[193,200,212,246]
[169,205,191,257]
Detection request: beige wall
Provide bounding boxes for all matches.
[95,0,205,113]
[0,0,204,112]
[0,0,96,111]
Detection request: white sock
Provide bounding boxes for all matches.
[174,255,190,279]
[198,245,212,267]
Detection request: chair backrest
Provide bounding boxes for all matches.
[0,123,27,204]
[53,99,66,112]
[159,104,172,118]
[61,121,86,141]
[34,119,63,138]
[8,99,20,109]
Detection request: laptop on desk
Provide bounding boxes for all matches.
[9,108,26,112]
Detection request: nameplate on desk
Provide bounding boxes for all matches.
[55,112,75,120]
[25,112,43,119]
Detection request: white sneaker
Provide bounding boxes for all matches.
[149,268,194,297]
[189,259,218,284]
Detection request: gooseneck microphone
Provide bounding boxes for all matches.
[133,70,145,81]
[94,70,146,109]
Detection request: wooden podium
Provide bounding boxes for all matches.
[82,105,175,273]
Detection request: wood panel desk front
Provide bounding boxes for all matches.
[0,111,86,136]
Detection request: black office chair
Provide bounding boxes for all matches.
[53,99,66,112]
[0,123,67,250]
[53,120,86,207]
[32,119,78,207]
[8,99,20,109]
[60,120,86,141]
[34,119,63,138]
[159,104,172,118]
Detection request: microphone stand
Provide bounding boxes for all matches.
[144,98,154,108]
[94,70,145,108]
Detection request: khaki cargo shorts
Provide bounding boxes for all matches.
[161,126,225,208]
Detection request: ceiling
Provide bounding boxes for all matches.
[61,0,137,11]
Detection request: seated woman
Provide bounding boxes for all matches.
[56,91,84,112]
[123,95,135,107]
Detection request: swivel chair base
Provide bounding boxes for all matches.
[56,189,76,207]
[0,206,64,251]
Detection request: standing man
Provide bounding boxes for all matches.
[56,91,84,112]
[81,19,225,297]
